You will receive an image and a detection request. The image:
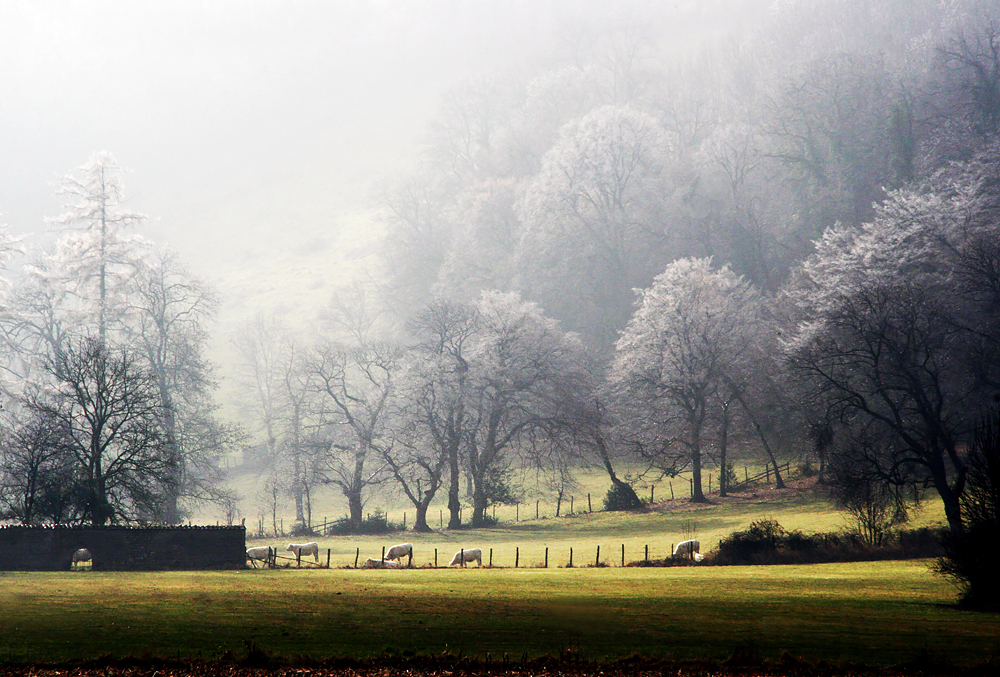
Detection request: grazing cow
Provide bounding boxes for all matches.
[246,545,272,568]
[71,548,92,569]
[385,542,413,567]
[286,542,319,563]
[362,557,400,569]
[673,539,703,561]
[448,547,482,567]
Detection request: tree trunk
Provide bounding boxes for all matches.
[733,389,785,489]
[348,492,364,531]
[689,416,709,503]
[471,482,489,527]
[594,432,643,509]
[719,401,730,497]
[414,504,432,532]
[447,443,462,529]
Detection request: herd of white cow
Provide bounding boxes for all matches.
[245,539,701,569]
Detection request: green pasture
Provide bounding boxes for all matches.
[253,488,946,569]
[211,462,770,535]
[0,561,996,668]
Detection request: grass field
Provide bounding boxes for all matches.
[251,481,947,569]
[0,562,996,668]
[3,485,988,669]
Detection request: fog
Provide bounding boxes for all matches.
[0,0,714,320]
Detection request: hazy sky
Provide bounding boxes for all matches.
[0,1,588,253]
[0,0,738,334]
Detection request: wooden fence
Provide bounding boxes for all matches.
[247,462,795,539]
[245,541,701,570]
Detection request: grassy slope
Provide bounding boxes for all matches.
[0,562,994,667]
[250,479,946,569]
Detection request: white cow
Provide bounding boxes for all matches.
[385,542,413,567]
[448,547,483,567]
[286,541,319,563]
[673,539,703,561]
[246,545,272,568]
[71,548,92,569]
[362,557,400,569]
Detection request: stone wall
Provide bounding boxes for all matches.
[0,525,246,571]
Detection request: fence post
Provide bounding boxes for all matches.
[460,549,464,568]
[381,546,385,563]
[516,504,519,522]
[297,550,301,568]
[326,549,331,568]
[596,545,600,567]
[644,544,648,563]
[570,495,574,514]
[670,483,674,500]
[745,467,749,483]
[545,547,549,568]
[355,548,359,569]
[709,474,712,494]
[435,548,438,568]
[569,547,573,567]
[515,547,519,568]
[536,500,539,520]
[621,543,624,567]
[650,486,654,503]
[403,512,406,529]
[489,548,493,567]
[588,493,592,512]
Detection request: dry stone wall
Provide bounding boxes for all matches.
[0,525,246,570]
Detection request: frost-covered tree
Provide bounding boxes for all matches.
[516,105,676,350]
[47,151,150,343]
[787,142,1000,535]
[395,299,479,530]
[461,291,587,525]
[610,258,768,502]
[307,340,399,531]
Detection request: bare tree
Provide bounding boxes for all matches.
[0,406,77,524]
[307,340,399,531]
[27,338,170,525]
[127,250,237,523]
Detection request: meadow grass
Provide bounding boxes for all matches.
[3,479,967,668]
[254,486,946,569]
[0,561,995,668]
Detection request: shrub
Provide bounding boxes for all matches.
[712,519,943,566]
[602,482,644,511]
[289,520,315,537]
[324,509,404,536]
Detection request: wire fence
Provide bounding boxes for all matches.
[245,540,702,570]
[242,462,794,540]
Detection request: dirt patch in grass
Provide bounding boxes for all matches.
[650,475,825,513]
